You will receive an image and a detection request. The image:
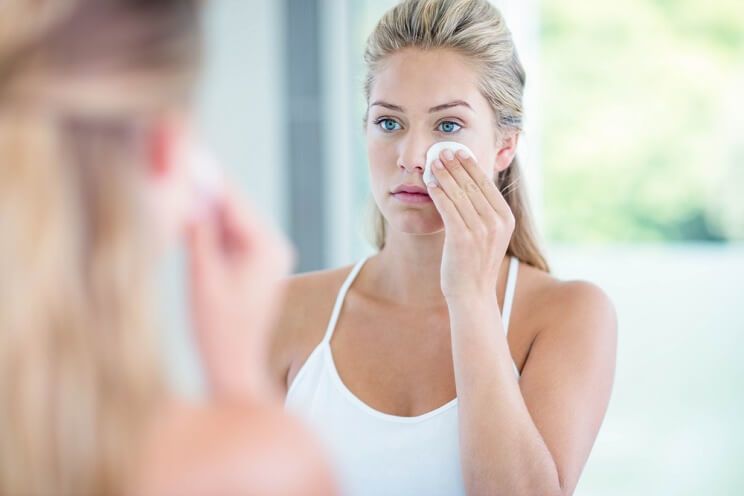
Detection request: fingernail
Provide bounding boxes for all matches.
[434,159,444,169]
[456,150,469,160]
[443,150,455,161]
[427,180,438,188]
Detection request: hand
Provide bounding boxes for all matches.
[426,149,515,301]
[186,185,295,403]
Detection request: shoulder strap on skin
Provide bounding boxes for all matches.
[320,256,369,345]
[502,256,520,378]
[502,256,519,335]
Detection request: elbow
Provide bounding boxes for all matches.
[509,475,563,496]
[535,482,565,496]
[554,475,573,496]
[533,467,567,496]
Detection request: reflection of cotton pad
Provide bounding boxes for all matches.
[424,141,475,186]
[182,141,225,220]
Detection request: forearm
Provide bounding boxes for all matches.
[449,295,562,496]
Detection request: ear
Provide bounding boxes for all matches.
[493,131,520,175]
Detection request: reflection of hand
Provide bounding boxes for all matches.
[186,186,295,403]
[426,149,515,303]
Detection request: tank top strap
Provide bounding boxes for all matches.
[320,256,370,345]
[501,256,521,378]
[502,256,519,336]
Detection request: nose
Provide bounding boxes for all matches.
[397,136,428,175]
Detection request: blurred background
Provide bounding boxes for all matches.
[161,1,744,494]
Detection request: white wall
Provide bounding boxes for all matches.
[161,0,287,395]
[492,0,545,234]
[198,0,288,228]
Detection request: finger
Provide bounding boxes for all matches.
[455,150,510,216]
[430,158,481,231]
[186,214,215,270]
[426,180,465,231]
[440,149,498,221]
[453,149,511,218]
[216,187,260,255]
[219,186,293,276]
[185,216,221,299]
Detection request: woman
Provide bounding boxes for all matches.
[272,0,617,495]
[0,1,336,495]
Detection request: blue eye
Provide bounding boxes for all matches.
[377,118,401,132]
[438,121,462,133]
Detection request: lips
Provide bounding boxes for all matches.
[391,183,433,204]
[392,184,429,195]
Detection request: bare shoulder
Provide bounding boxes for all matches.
[279,264,355,328]
[269,263,359,390]
[516,261,618,352]
[134,401,339,496]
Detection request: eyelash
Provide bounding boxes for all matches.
[437,120,462,133]
[375,118,401,132]
[373,118,464,134]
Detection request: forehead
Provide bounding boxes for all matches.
[369,48,488,111]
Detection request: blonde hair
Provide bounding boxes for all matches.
[0,1,200,495]
[364,0,550,272]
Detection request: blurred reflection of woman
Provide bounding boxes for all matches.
[273,1,617,495]
[0,1,337,495]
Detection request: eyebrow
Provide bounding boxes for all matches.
[370,101,405,112]
[369,100,473,114]
[428,100,473,113]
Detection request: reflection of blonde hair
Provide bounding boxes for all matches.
[364,0,550,272]
[0,1,200,494]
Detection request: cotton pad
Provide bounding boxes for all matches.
[187,143,224,198]
[424,141,475,186]
[182,140,225,220]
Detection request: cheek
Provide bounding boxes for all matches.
[366,136,397,182]
[476,148,497,176]
[465,134,499,177]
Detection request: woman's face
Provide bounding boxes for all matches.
[366,48,508,237]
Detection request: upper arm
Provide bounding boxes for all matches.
[268,271,336,396]
[268,276,304,395]
[519,280,618,495]
[268,280,294,395]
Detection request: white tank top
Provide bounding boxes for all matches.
[285,255,520,496]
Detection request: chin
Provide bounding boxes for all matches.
[386,211,444,237]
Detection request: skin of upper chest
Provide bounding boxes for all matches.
[276,260,555,416]
[331,291,457,417]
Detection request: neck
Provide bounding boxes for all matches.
[363,228,509,308]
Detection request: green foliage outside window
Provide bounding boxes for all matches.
[541,0,743,242]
